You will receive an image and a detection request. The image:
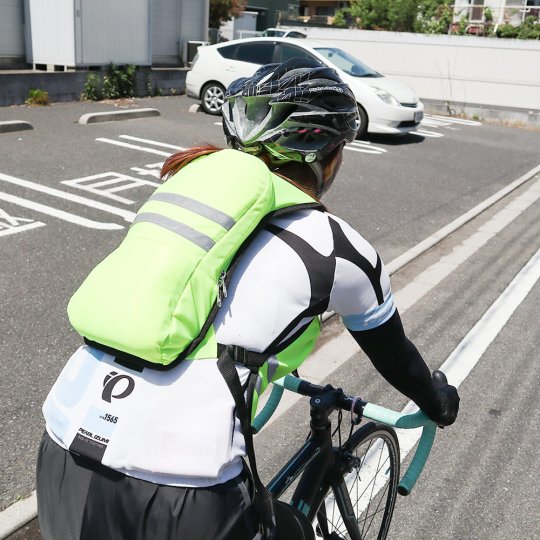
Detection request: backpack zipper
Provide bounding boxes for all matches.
[217,270,228,307]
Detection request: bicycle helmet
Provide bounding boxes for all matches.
[222,58,359,196]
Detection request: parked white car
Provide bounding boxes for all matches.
[261,28,307,38]
[186,37,424,137]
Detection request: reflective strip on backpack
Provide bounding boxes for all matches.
[132,212,215,251]
[150,192,236,230]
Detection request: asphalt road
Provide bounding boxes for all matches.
[0,95,539,538]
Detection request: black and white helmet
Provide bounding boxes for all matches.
[222,58,359,188]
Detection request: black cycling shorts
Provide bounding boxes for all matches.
[36,431,258,540]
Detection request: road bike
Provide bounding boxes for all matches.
[252,374,437,539]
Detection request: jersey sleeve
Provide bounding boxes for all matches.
[327,215,395,332]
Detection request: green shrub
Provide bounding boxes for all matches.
[102,64,137,99]
[82,73,102,101]
[496,23,519,38]
[517,16,540,40]
[332,8,349,28]
[25,88,49,106]
[454,14,469,35]
[415,2,453,34]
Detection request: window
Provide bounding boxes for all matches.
[287,31,307,38]
[278,44,318,63]
[236,43,275,65]
[315,6,335,16]
[218,44,239,60]
[314,47,380,78]
[469,0,485,22]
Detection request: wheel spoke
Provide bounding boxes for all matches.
[313,428,399,540]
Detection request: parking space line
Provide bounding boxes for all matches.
[96,138,171,157]
[346,141,387,155]
[0,172,136,223]
[0,221,45,236]
[420,117,451,127]
[0,191,123,230]
[119,135,186,151]
[427,115,482,126]
[414,128,445,138]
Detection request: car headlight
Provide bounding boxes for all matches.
[370,87,400,107]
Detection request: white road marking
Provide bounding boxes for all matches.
[427,114,482,126]
[130,164,163,179]
[346,141,387,155]
[395,245,540,503]
[96,138,171,157]
[0,172,136,223]
[0,221,45,236]
[0,191,123,230]
[414,128,445,138]
[0,208,46,236]
[420,117,451,128]
[119,135,186,151]
[61,172,159,205]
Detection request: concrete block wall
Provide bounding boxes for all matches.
[0,68,188,107]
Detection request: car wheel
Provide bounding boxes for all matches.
[201,82,226,115]
[355,105,368,139]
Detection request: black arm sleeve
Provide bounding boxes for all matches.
[348,309,439,415]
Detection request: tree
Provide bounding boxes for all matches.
[209,0,246,29]
[349,0,418,32]
[415,0,453,34]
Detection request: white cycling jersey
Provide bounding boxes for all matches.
[43,209,395,487]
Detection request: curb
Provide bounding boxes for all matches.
[78,108,160,125]
[0,491,37,540]
[0,121,33,134]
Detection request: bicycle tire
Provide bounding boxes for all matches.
[310,422,400,540]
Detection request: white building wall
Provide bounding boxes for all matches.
[77,0,150,65]
[294,27,540,111]
[178,0,209,62]
[26,0,75,65]
[0,0,25,62]
[152,0,181,64]
[152,0,208,65]
[27,0,150,66]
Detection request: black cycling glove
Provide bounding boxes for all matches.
[349,310,460,427]
[422,370,460,427]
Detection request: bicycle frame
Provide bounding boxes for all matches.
[266,387,366,539]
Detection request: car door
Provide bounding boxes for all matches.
[220,41,278,86]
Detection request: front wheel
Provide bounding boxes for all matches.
[200,82,225,115]
[355,105,369,140]
[311,422,400,540]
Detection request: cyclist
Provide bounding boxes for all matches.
[37,58,459,540]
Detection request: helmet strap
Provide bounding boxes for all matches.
[308,161,325,197]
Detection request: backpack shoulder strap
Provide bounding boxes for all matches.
[217,345,276,539]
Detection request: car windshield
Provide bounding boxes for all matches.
[262,29,285,37]
[314,47,381,78]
